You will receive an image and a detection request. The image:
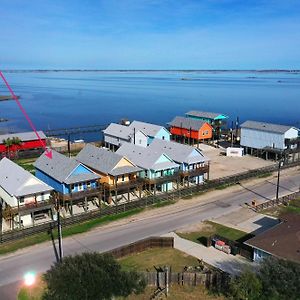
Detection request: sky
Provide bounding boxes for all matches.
[1,0,300,69]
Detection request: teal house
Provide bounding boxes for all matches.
[116,143,179,192]
[186,110,229,138]
[34,150,100,196]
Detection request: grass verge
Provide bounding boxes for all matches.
[0,208,143,256]
[177,221,251,245]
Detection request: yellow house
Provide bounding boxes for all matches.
[76,144,141,187]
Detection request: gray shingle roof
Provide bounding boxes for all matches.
[0,131,46,143]
[102,123,132,140]
[186,111,222,119]
[116,143,178,171]
[168,116,208,131]
[76,144,141,176]
[0,157,53,197]
[240,120,297,134]
[34,150,99,184]
[129,121,169,137]
[149,139,209,164]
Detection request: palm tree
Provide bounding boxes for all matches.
[2,137,22,158]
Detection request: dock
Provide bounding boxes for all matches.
[0,95,20,101]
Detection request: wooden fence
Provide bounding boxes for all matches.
[253,191,300,212]
[105,237,174,259]
[142,270,229,291]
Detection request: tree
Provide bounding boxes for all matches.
[258,257,300,300]
[2,136,22,158]
[42,252,146,300]
[228,269,262,300]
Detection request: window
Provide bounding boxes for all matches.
[145,170,148,177]
[139,139,142,144]
[87,182,91,188]
[19,197,25,204]
[122,175,125,182]
[162,136,165,140]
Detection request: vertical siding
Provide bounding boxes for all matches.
[241,128,285,149]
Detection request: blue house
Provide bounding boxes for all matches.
[148,139,210,184]
[116,143,179,192]
[34,150,100,196]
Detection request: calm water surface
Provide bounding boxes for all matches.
[0,71,299,140]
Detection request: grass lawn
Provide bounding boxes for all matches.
[15,158,37,174]
[261,197,300,217]
[177,221,251,245]
[18,276,46,300]
[119,248,200,272]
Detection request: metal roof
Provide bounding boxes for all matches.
[116,143,178,171]
[76,144,140,176]
[149,139,209,164]
[0,131,46,143]
[129,120,169,137]
[240,120,297,134]
[34,150,99,183]
[186,110,225,120]
[102,123,132,140]
[168,116,208,131]
[0,157,53,197]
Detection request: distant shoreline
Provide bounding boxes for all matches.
[2,69,300,73]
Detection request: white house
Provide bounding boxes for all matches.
[103,120,171,150]
[240,121,299,159]
[0,158,53,229]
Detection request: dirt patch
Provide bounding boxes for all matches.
[177,222,214,234]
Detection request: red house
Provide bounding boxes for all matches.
[168,116,213,142]
[0,131,47,155]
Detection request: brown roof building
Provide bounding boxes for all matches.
[245,214,300,263]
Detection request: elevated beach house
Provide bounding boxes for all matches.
[76,144,141,203]
[0,158,53,229]
[148,139,210,184]
[116,143,179,193]
[0,131,47,157]
[240,120,300,161]
[103,120,171,150]
[34,150,100,202]
[185,110,229,139]
[168,116,213,144]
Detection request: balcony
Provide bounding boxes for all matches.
[2,199,54,218]
[102,178,144,192]
[59,187,101,202]
[180,165,209,177]
[143,173,179,185]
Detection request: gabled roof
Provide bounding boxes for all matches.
[149,139,209,164]
[186,111,228,120]
[102,123,132,140]
[116,143,178,171]
[0,157,53,197]
[129,120,170,137]
[168,116,209,131]
[245,214,300,263]
[34,150,99,184]
[240,120,298,134]
[76,144,141,176]
[0,131,46,143]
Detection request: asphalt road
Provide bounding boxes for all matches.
[0,172,299,299]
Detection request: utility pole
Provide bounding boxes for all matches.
[276,159,283,200]
[56,194,63,262]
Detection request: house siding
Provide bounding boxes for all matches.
[240,128,286,150]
